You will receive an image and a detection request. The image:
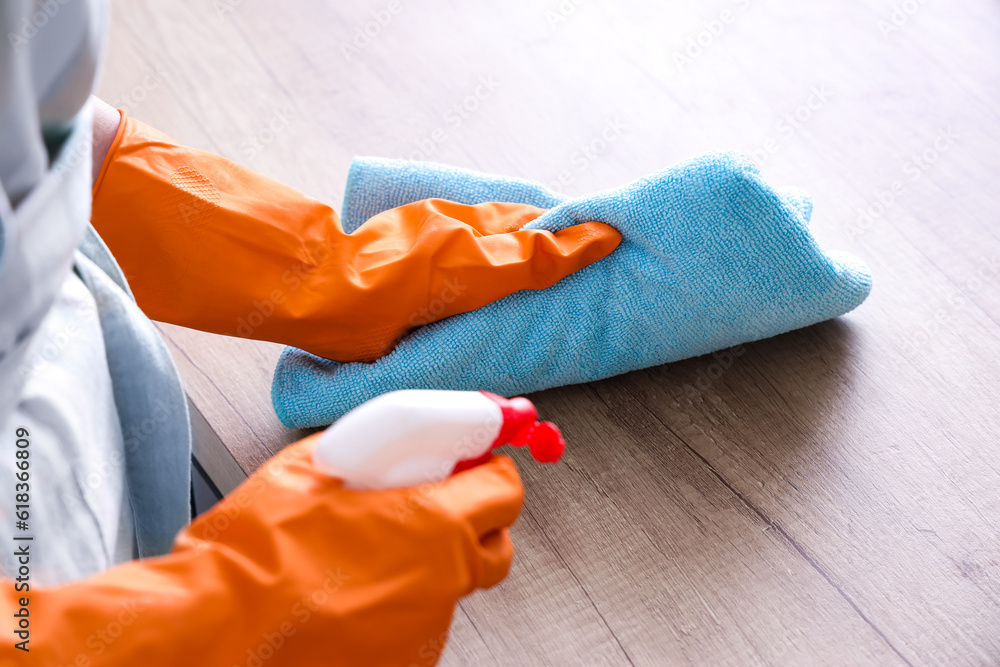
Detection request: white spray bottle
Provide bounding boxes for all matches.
[313,390,565,490]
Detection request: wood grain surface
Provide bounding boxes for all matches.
[98,0,1000,664]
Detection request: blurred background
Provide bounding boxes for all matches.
[99,1,999,266]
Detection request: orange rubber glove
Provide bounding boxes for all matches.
[90,111,621,362]
[0,435,522,665]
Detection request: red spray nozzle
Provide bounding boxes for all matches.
[482,392,566,463]
[512,420,565,463]
[452,393,566,474]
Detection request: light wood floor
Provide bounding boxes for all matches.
[99,1,1000,664]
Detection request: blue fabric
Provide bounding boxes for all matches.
[272,152,872,428]
[76,234,192,559]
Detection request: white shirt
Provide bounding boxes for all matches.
[0,0,137,584]
[0,271,135,583]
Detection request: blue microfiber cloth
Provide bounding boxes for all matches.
[271,152,872,428]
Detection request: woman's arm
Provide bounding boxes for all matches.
[91,97,122,187]
[88,110,620,361]
[1,435,524,665]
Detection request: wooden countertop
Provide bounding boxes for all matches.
[99,0,1000,663]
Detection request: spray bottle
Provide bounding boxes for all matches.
[313,390,565,490]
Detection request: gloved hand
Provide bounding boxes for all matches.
[90,111,620,362]
[272,153,873,428]
[0,435,523,665]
